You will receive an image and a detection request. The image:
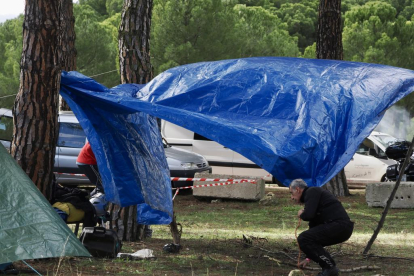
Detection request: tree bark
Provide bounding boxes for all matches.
[58,0,76,111]
[11,0,61,199]
[110,0,154,242]
[119,0,153,84]
[324,168,350,197]
[316,0,349,196]
[108,203,143,241]
[316,0,343,60]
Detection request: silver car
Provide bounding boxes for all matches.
[0,108,211,188]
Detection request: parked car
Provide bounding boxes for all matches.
[0,108,211,188]
[344,131,398,183]
[161,120,398,184]
[161,120,275,183]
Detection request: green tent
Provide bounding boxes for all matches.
[0,143,90,263]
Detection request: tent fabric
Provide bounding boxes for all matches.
[60,57,414,192]
[60,73,172,224]
[0,144,90,264]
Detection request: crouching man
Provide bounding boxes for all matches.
[289,179,354,276]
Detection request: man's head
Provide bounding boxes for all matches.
[289,179,307,204]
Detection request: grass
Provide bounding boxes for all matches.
[13,187,414,275]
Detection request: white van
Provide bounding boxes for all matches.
[161,121,274,182]
[344,131,398,183]
[162,121,398,184]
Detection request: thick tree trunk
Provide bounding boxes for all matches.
[110,0,154,242]
[324,168,350,197]
[108,203,144,241]
[317,0,349,196]
[119,0,153,84]
[58,0,76,111]
[316,0,343,60]
[11,0,61,199]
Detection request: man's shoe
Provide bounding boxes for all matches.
[317,266,339,276]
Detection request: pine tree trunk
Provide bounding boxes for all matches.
[324,168,350,197]
[110,0,154,242]
[316,0,349,196]
[58,0,76,111]
[316,0,343,60]
[119,0,153,84]
[11,0,61,199]
[108,203,144,241]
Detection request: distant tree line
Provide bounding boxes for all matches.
[1,0,414,113]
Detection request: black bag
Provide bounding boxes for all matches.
[79,227,122,258]
[50,180,97,227]
[385,141,411,160]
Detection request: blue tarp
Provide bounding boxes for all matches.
[60,75,172,224]
[60,57,414,222]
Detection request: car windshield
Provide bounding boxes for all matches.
[372,134,398,148]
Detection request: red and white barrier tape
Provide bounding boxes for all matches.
[55,172,258,182]
[172,188,180,200]
[171,177,257,182]
[172,180,257,200]
[172,179,257,191]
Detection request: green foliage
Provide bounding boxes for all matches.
[106,0,123,16]
[79,0,109,17]
[343,1,414,115]
[152,0,241,74]
[1,0,414,113]
[302,42,316,58]
[343,1,414,68]
[0,15,23,108]
[345,1,397,23]
[151,0,299,75]
[233,5,299,58]
[73,3,120,87]
[273,1,318,51]
[399,2,414,19]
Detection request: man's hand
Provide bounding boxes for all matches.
[297,209,304,218]
[298,258,310,268]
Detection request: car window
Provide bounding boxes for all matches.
[371,134,398,148]
[57,122,86,148]
[0,115,13,142]
[355,141,370,155]
[377,147,387,158]
[194,132,212,141]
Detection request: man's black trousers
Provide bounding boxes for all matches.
[297,220,354,269]
[77,164,104,194]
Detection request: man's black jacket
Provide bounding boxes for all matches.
[299,187,350,228]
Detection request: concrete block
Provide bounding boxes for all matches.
[192,173,265,201]
[366,182,414,208]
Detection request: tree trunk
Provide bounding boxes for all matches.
[11,0,61,199]
[119,0,153,84]
[317,0,349,196]
[58,0,76,111]
[324,168,350,197]
[108,203,144,241]
[316,0,343,60]
[109,0,154,242]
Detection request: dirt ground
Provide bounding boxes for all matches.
[12,188,414,276]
